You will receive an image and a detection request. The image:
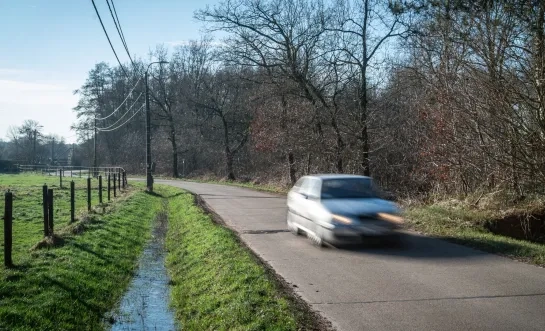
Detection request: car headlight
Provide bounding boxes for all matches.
[332,214,353,225]
[377,212,404,224]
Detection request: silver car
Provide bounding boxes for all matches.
[286,174,404,246]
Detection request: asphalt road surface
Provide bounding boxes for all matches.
[153,179,545,331]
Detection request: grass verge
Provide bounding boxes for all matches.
[0,174,167,330]
[166,191,324,330]
[406,204,545,266]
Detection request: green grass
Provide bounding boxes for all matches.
[166,192,311,330]
[0,174,166,330]
[0,174,122,253]
[406,204,545,266]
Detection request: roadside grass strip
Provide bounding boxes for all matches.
[0,174,168,330]
[407,205,545,266]
[166,191,316,330]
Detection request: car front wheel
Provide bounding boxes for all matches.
[287,210,301,236]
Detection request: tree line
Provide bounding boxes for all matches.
[1,120,73,166]
[6,0,545,198]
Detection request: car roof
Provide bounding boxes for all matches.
[305,174,372,180]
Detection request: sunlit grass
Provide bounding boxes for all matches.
[407,205,545,266]
[0,174,167,330]
[166,192,312,330]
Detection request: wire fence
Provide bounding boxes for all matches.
[18,165,126,179]
[2,169,128,267]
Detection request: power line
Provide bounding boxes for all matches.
[105,0,135,69]
[95,75,142,120]
[95,92,143,130]
[91,0,130,79]
[97,103,145,132]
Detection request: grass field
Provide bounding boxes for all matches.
[1,174,317,330]
[166,193,318,330]
[0,174,162,330]
[0,174,116,260]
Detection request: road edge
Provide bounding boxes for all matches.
[194,193,336,331]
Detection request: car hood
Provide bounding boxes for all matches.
[320,198,399,216]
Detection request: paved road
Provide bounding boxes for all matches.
[154,179,545,331]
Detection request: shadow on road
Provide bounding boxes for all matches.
[338,232,492,260]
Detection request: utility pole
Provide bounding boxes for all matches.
[145,61,168,192]
[71,144,75,166]
[51,138,54,165]
[32,130,37,164]
[145,69,152,192]
[94,115,97,177]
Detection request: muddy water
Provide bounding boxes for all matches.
[110,210,178,331]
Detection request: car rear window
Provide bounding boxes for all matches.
[321,178,377,199]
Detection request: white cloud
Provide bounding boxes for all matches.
[0,79,76,106]
[0,77,79,142]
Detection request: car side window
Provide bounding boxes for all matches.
[308,179,322,198]
[293,177,306,192]
[300,178,321,198]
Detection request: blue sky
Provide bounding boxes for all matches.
[0,0,220,143]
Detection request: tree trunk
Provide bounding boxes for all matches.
[287,152,296,183]
[221,115,236,180]
[360,81,371,176]
[281,94,297,184]
[332,116,345,173]
[226,149,235,180]
[169,120,179,178]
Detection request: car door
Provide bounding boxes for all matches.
[298,178,321,233]
[287,177,307,224]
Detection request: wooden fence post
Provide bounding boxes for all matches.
[118,170,121,191]
[87,177,91,211]
[4,191,13,267]
[108,174,111,201]
[47,189,54,236]
[59,168,62,189]
[43,184,48,237]
[99,175,103,204]
[70,181,75,223]
[113,173,117,198]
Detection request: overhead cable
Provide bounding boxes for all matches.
[105,0,136,70]
[97,103,145,132]
[91,0,130,79]
[95,92,143,130]
[95,75,142,121]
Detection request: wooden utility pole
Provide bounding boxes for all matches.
[51,138,54,165]
[145,70,153,192]
[94,116,97,177]
[32,130,37,164]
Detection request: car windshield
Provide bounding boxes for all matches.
[321,178,378,199]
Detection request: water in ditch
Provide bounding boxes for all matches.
[109,208,178,331]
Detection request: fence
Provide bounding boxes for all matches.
[2,169,129,267]
[18,165,126,179]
